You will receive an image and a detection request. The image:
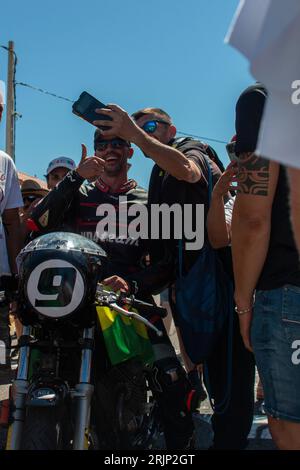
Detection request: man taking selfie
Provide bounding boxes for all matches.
[92,103,256,449]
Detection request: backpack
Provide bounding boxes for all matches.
[174,152,233,364]
[172,136,225,173]
[150,136,233,411]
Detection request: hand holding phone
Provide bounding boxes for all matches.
[72,91,112,129]
[226,141,238,162]
[212,161,238,198]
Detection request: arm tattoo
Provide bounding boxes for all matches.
[237,152,270,196]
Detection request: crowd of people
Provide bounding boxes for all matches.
[1,76,300,450]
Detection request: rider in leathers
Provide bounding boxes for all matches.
[28,131,195,450]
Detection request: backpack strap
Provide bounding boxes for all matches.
[202,154,213,206]
[178,153,213,278]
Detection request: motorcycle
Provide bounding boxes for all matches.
[4,232,166,450]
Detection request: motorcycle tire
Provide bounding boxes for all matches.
[21,408,66,450]
[94,359,158,450]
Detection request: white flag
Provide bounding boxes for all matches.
[226,0,300,169]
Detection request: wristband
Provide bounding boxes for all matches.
[234,305,252,316]
[70,169,85,183]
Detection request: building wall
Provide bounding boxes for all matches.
[17,171,47,189]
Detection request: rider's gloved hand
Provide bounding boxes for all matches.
[102,275,130,294]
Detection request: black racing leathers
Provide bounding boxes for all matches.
[30,170,174,297]
[30,170,195,450]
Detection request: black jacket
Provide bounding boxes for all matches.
[30,170,174,296]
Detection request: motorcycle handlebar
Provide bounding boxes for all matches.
[130,299,167,318]
[96,286,167,318]
[95,285,167,336]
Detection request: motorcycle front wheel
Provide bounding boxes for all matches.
[21,407,69,450]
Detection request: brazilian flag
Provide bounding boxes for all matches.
[96,305,154,366]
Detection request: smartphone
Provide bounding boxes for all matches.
[72,91,112,129]
[226,141,238,162]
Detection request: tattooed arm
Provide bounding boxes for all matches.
[231,152,279,349]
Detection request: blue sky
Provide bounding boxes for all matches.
[0,0,252,188]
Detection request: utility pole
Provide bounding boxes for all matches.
[5,41,15,161]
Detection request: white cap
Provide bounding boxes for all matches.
[46,157,76,175]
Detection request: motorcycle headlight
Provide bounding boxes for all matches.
[19,232,107,321]
[26,258,86,319]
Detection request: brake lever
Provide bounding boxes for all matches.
[109,302,163,337]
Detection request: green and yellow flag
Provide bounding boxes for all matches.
[96,305,154,366]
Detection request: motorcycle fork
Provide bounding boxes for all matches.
[72,327,94,450]
[6,325,31,450]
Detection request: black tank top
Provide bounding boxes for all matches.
[257,166,300,290]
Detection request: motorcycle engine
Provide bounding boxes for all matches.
[112,360,148,432]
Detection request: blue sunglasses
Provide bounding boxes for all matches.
[141,119,170,134]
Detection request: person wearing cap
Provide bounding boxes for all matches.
[0,85,23,371]
[21,179,49,210]
[29,131,195,450]
[20,179,49,243]
[45,157,76,190]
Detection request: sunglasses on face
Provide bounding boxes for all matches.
[23,195,38,205]
[95,138,130,151]
[141,119,170,134]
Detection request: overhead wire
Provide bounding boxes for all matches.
[1,45,229,146]
[15,82,228,145]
